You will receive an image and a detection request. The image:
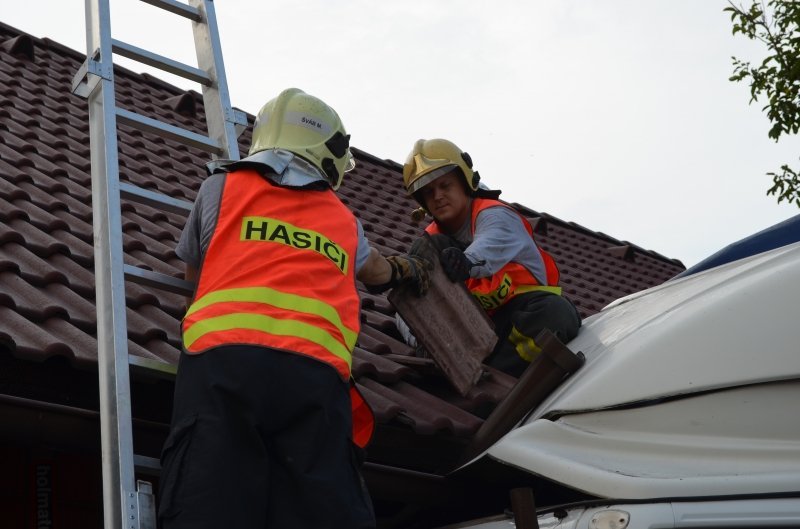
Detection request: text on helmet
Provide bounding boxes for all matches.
[285,111,332,136]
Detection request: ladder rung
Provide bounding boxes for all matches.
[139,0,201,21]
[120,182,193,215]
[112,39,211,86]
[116,108,222,154]
[129,354,177,380]
[124,264,193,296]
[134,454,161,476]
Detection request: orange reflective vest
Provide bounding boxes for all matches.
[182,168,374,447]
[426,198,561,313]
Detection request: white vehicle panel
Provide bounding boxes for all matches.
[526,242,800,419]
[489,380,800,498]
[447,499,800,529]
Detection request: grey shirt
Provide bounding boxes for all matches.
[176,149,372,272]
[450,201,548,285]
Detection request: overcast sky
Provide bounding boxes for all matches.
[3,1,798,268]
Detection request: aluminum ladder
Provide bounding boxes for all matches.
[71,1,246,527]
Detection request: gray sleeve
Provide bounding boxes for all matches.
[175,173,225,268]
[354,218,371,273]
[464,207,547,284]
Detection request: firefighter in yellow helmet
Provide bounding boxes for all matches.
[161,88,430,529]
[402,138,581,377]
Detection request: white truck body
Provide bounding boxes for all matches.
[455,241,800,528]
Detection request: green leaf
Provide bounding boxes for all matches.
[728,1,800,207]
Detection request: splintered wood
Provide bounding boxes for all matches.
[388,237,497,396]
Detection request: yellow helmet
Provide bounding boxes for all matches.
[402,138,479,198]
[249,88,355,190]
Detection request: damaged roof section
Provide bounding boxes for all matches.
[389,236,497,397]
[0,21,685,470]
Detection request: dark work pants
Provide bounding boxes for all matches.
[486,291,582,377]
[158,346,375,529]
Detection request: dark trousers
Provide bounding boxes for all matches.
[158,346,375,529]
[486,291,582,377]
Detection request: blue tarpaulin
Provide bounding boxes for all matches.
[675,214,800,279]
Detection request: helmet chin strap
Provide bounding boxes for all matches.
[321,158,338,186]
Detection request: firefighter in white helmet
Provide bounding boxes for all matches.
[162,88,430,529]
[403,138,581,377]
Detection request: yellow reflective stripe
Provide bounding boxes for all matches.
[515,285,562,296]
[183,313,352,366]
[509,326,542,362]
[186,287,357,350]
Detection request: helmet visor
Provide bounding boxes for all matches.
[407,164,458,195]
[344,151,356,173]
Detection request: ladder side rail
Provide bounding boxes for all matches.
[80,2,247,527]
[84,1,141,528]
[190,0,242,160]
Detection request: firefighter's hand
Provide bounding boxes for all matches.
[386,254,433,296]
[440,247,474,282]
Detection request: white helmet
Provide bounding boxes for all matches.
[249,88,355,189]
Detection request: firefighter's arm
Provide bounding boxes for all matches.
[356,247,392,284]
[357,247,432,296]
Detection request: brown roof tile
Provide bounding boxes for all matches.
[352,347,413,383]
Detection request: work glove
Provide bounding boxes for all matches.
[440,247,475,282]
[386,254,433,296]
